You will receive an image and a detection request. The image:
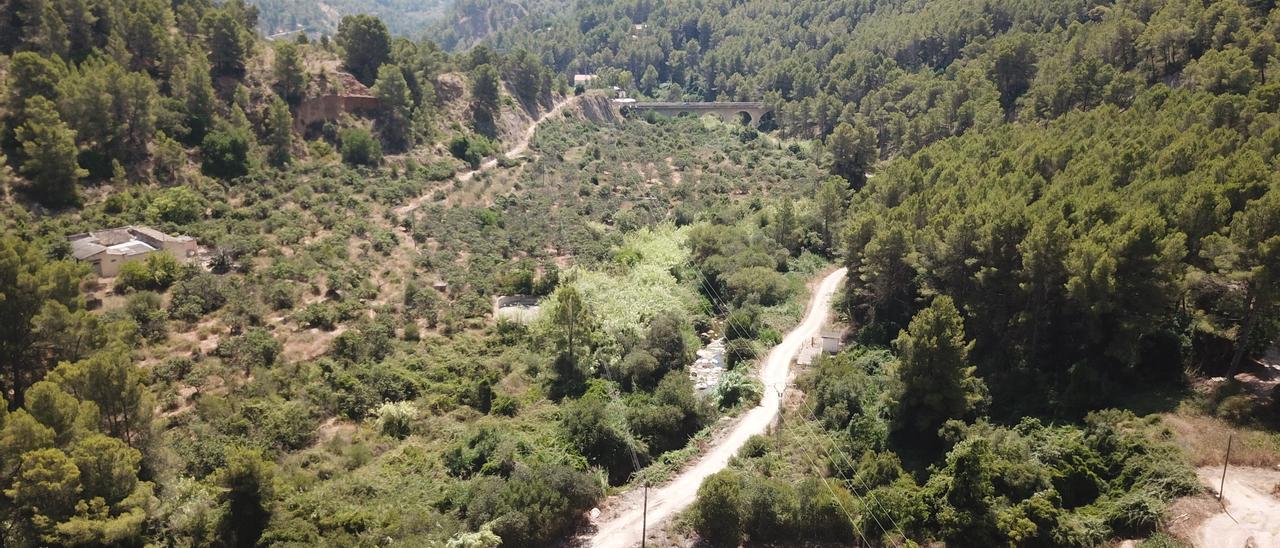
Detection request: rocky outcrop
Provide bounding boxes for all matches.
[295,95,380,129]
[569,93,624,124]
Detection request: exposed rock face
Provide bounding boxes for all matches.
[435,73,467,102]
[295,95,380,129]
[569,93,624,124]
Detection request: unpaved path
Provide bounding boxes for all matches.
[1193,465,1280,548]
[584,268,848,548]
[395,94,583,215]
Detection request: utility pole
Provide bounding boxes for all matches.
[1219,434,1233,500]
[641,481,649,548]
[775,385,786,449]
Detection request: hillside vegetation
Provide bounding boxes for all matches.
[247,0,450,38]
[0,0,844,543]
[465,0,1280,545]
[1,0,1279,546]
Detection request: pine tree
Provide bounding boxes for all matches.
[471,63,501,137]
[641,64,659,95]
[815,176,849,255]
[827,120,877,190]
[214,447,275,548]
[273,41,306,104]
[202,10,249,78]
[336,14,390,85]
[892,295,985,440]
[1213,189,1280,377]
[372,64,414,152]
[264,96,293,167]
[15,97,85,208]
[175,52,217,143]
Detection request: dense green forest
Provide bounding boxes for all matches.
[1,0,1279,546]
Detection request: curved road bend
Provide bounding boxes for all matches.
[588,267,849,548]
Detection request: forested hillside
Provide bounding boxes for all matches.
[466,0,1280,544]
[0,0,849,544]
[247,0,450,37]
[1,0,1279,546]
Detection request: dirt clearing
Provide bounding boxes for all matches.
[1181,465,1280,548]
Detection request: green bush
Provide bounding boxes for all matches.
[742,476,797,542]
[448,134,496,169]
[215,328,282,373]
[148,187,204,224]
[490,395,519,416]
[125,291,168,340]
[340,128,382,166]
[692,470,744,546]
[713,370,762,409]
[115,252,182,293]
[200,127,252,179]
[374,401,416,439]
[725,338,756,369]
[1215,394,1254,424]
[421,161,455,181]
[297,303,338,330]
[168,273,228,321]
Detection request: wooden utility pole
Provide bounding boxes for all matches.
[641,481,649,548]
[775,385,786,448]
[1219,434,1233,500]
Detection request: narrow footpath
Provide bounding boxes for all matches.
[585,267,849,548]
[394,93,583,216]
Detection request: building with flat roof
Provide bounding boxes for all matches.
[69,226,197,277]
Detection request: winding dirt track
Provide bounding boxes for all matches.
[585,268,848,548]
[394,94,581,216]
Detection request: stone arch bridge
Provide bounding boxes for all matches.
[620,101,772,127]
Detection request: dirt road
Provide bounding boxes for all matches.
[585,268,848,548]
[394,94,583,215]
[1193,466,1280,548]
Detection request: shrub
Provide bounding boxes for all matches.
[340,128,381,166]
[490,394,519,416]
[714,370,762,409]
[265,281,295,310]
[153,356,195,384]
[215,328,282,373]
[169,273,228,321]
[374,401,416,439]
[725,266,791,306]
[1215,394,1254,424]
[692,470,744,546]
[115,252,182,292]
[742,476,797,542]
[474,463,602,546]
[261,400,315,451]
[297,303,338,330]
[724,306,761,340]
[421,161,455,181]
[200,127,252,179]
[725,338,756,369]
[448,134,496,169]
[125,291,168,340]
[148,187,204,224]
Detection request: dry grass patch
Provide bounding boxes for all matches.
[1163,412,1280,467]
